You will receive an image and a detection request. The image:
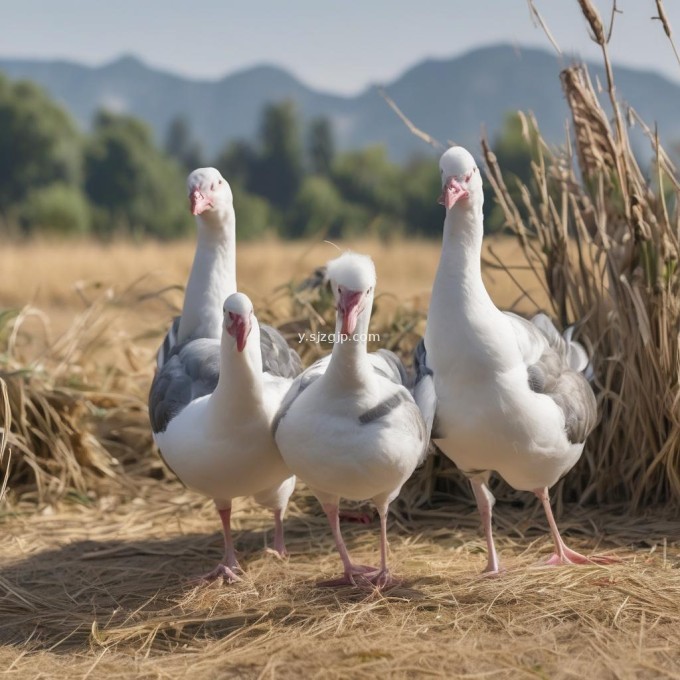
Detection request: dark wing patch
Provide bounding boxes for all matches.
[156,315,181,370]
[260,324,303,380]
[359,391,408,424]
[526,345,597,444]
[413,339,440,440]
[149,338,220,433]
[413,338,433,381]
[296,265,328,292]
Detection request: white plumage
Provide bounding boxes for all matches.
[149,166,304,582]
[415,146,608,573]
[275,252,428,587]
[152,293,296,582]
[156,167,236,369]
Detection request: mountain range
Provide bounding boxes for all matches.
[1,44,679,163]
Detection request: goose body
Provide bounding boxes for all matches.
[150,293,299,581]
[275,253,427,587]
[148,168,300,580]
[415,147,604,573]
[425,307,589,491]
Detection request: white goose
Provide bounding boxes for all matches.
[156,167,235,369]
[156,167,301,377]
[415,146,609,574]
[274,253,428,587]
[149,293,298,582]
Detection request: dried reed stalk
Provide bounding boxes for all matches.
[481,61,679,509]
[0,378,10,504]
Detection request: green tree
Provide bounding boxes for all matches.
[0,76,81,213]
[84,111,189,238]
[331,146,404,217]
[19,183,91,236]
[213,140,258,190]
[286,175,344,238]
[233,189,272,240]
[307,117,335,176]
[487,112,538,232]
[257,100,304,210]
[401,157,443,237]
[164,116,203,173]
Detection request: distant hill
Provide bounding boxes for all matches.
[2,45,679,162]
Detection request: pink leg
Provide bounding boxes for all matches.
[535,488,617,566]
[271,508,287,558]
[317,503,377,587]
[195,505,241,583]
[470,477,501,575]
[367,506,397,589]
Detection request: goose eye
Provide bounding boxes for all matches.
[218,179,223,185]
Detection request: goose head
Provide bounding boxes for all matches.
[223,292,254,353]
[187,167,233,217]
[438,146,483,211]
[326,252,376,336]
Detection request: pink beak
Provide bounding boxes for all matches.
[189,187,212,215]
[339,290,364,336]
[227,314,252,352]
[438,177,469,210]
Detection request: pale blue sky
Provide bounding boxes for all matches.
[2,1,679,93]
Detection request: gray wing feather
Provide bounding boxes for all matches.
[151,322,301,434]
[358,391,428,463]
[371,349,413,388]
[271,356,328,436]
[149,338,220,433]
[296,265,328,292]
[520,314,597,444]
[260,324,303,379]
[156,316,181,370]
[413,338,439,440]
[406,399,432,466]
[363,345,431,465]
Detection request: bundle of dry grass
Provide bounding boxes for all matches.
[0,286,163,502]
[477,2,680,509]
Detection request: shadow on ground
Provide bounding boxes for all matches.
[0,500,677,658]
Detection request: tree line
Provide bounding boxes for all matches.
[0,72,534,240]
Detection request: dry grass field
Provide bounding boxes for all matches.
[1,235,678,679]
[1,485,678,679]
[0,235,545,336]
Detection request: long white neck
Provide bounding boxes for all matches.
[178,206,236,343]
[426,200,511,370]
[326,301,374,390]
[209,323,264,420]
[433,201,494,312]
